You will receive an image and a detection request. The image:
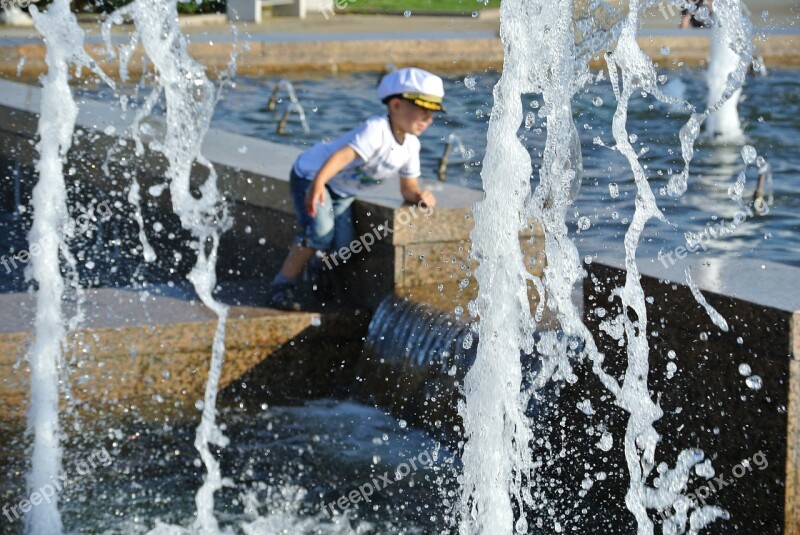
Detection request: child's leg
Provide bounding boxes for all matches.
[330,193,356,253]
[276,171,336,280]
[276,243,316,280]
[269,172,337,309]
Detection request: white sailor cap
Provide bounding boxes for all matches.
[377,67,446,112]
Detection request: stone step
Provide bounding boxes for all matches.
[0,285,368,424]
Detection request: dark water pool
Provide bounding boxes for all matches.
[2,400,457,534]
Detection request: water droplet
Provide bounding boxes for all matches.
[584,255,593,265]
[667,350,676,359]
[195,400,205,411]
[738,363,751,376]
[745,375,762,390]
[577,216,591,231]
[463,332,473,349]
[464,74,477,90]
[611,211,619,220]
[666,361,677,379]
[403,10,411,17]
[741,145,757,164]
[525,111,536,130]
[454,305,464,316]
[660,45,670,55]
[592,96,603,107]
[310,316,321,327]
[577,400,595,415]
[596,432,612,451]
[398,419,408,428]
[238,145,248,154]
[471,11,478,17]
[628,133,638,143]
[699,332,709,341]
[695,459,715,478]
[608,182,619,198]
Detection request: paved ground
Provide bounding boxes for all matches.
[1,1,798,43]
[0,5,798,78]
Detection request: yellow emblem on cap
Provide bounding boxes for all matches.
[401,92,445,112]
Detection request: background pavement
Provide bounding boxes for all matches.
[0,2,797,79]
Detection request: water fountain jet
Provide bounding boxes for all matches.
[458,0,756,533]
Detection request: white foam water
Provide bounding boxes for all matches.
[25,0,233,532]
[705,0,753,140]
[459,0,751,533]
[102,0,234,531]
[457,3,541,531]
[669,0,753,197]
[685,267,729,332]
[24,0,114,532]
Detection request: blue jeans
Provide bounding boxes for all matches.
[290,168,355,252]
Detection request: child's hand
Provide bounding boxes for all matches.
[417,190,436,209]
[305,184,326,217]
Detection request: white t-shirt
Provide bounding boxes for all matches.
[292,115,421,197]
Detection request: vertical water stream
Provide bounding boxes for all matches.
[458,0,754,533]
[24,1,114,531]
[24,0,233,532]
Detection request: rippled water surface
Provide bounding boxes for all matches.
[207,68,799,267]
[2,400,455,534]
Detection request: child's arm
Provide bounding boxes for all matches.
[306,146,357,217]
[400,178,436,209]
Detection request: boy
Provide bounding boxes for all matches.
[268,67,444,310]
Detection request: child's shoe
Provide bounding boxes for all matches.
[266,283,302,311]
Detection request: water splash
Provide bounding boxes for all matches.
[438,133,474,180]
[457,3,541,531]
[102,0,234,531]
[669,0,753,197]
[685,267,729,332]
[459,0,754,532]
[705,0,753,139]
[268,78,310,133]
[24,0,114,531]
[601,1,734,532]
